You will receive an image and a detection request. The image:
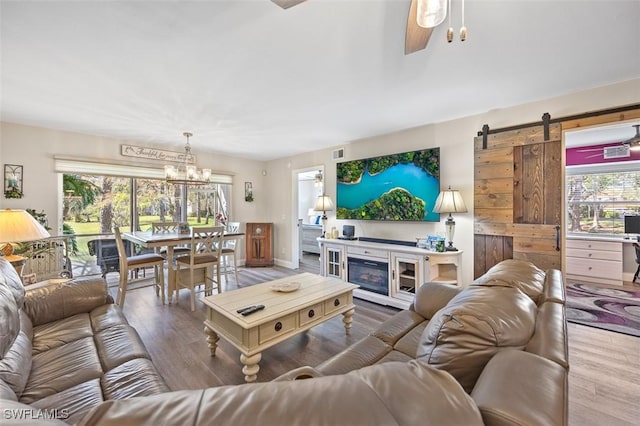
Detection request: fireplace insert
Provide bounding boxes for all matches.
[347,256,389,296]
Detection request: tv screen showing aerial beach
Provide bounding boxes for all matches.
[336,148,440,222]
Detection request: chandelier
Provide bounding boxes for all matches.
[164,132,211,186]
[417,0,468,42]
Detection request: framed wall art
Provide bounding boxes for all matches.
[244,182,253,202]
[4,164,24,199]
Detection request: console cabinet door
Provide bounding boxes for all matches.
[323,243,345,280]
[390,253,424,302]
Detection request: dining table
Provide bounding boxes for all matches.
[122,230,245,304]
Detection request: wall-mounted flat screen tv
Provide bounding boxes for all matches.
[336,148,440,221]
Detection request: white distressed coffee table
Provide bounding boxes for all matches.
[202,273,358,382]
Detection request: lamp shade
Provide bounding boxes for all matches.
[433,187,468,214]
[314,195,334,212]
[416,0,448,28]
[0,209,50,244]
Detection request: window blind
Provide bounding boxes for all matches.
[54,157,233,184]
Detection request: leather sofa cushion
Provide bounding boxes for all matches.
[101,358,170,399]
[90,304,129,333]
[472,259,545,304]
[31,379,105,425]
[525,301,569,368]
[78,360,484,426]
[0,328,32,399]
[0,284,21,359]
[0,258,25,309]
[412,281,461,319]
[471,350,568,426]
[377,349,413,364]
[416,285,536,393]
[94,325,151,372]
[316,335,391,376]
[32,313,94,355]
[21,337,103,403]
[371,310,425,346]
[393,320,427,357]
[24,278,110,327]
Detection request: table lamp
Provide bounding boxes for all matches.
[433,186,467,251]
[314,195,334,237]
[0,209,51,274]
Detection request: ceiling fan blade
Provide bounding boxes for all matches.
[271,0,308,9]
[405,0,434,54]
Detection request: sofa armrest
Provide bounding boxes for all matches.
[23,277,111,326]
[272,366,325,381]
[471,350,568,426]
[411,281,461,319]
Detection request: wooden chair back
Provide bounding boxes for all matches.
[152,221,180,233]
[189,226,225,267]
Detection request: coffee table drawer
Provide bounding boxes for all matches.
[299,302,324,326]
[325,292,350,315]
[259,313,297,344]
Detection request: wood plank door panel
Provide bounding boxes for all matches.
[474,123,562,278]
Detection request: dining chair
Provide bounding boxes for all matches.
[221,221,240,285]
[151,221,191,258]
[114,228,166,307]
[175,226,224,311]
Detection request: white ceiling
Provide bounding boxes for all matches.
[1,0,639,160]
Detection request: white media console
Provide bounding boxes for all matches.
[318,237,463,309]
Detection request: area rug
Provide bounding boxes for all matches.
[566,283,640,337]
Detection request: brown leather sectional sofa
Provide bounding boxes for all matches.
[0,258,168,424]
[0,257,568,425]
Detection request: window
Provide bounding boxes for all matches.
[57,158,232,276]
[566,163,640,236]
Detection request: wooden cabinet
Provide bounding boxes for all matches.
[390,253,425,303]
[319,238,463,309]
[566,238,622,286]
[321,242,345,280]
[245,223,274,267]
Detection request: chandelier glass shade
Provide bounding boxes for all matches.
[416,0,447,28]
[164,132,211,186]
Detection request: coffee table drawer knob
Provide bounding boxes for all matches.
[334,298,340,307]
[308,309,315,318]
[274,321,283,332]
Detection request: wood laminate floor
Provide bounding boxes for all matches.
[107,267,640,426]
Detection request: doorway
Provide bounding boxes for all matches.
[291,166,324,273]
[563,119,640,285]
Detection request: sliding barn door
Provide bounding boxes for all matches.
[474,123,562,278]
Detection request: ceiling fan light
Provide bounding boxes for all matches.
[417,0,448,28]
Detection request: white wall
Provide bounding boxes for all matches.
[2,78,639,282]
[265,78,640,284]
[0,123,270,259]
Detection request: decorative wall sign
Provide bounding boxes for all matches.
[245,182,254,202]
[120,144,195,163]
[4,164,23,199]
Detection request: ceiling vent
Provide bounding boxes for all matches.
[603,145,630,159]
[332,148,345,161]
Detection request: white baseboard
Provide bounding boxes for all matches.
[274,258,296,269]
